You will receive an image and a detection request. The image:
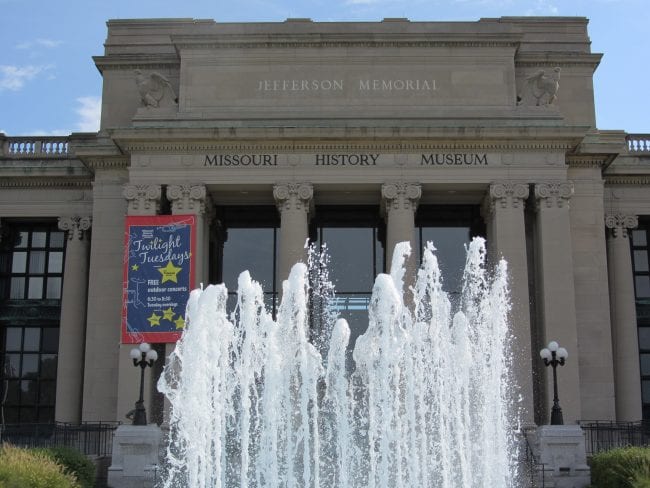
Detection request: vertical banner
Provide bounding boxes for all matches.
[122,215,196,343]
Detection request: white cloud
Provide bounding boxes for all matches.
[0,65,50,91]
[16,38,63,50]
[75,96,101,132]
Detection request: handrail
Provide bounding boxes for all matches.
[2,136,70,157]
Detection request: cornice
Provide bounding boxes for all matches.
[605,175,650,186]
[0,177,92,189]
[171,33,522,51]
[566,156,607,168]
[93,55,180,73]
[82,157,129,170]
[515,52,602,70]
[112,140,577,154]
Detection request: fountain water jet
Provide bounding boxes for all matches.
[158,238,518,487]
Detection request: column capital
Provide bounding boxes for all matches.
[534,181,574,210]
[58,216,92,241]
[484,182,529,214]
[605,213,638,239]
[123,184,161,214]
[273,182,313,213]
[166,184,212,215]
[381,182,422,214]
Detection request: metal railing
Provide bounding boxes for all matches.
[626,134,650,154]
[520,427,546,487]
[2,136,70,157]
[580,420,650,456]
[0,421,119,457]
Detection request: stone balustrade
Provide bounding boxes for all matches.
[626,134,650,153]
[1,136,70,157]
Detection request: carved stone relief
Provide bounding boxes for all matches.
[134,70,178,109]
[517,67,561,107]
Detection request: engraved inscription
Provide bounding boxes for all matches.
[421,153,488,166]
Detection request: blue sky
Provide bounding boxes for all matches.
[0,0,648,135]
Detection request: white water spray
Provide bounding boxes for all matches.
[158,238,518,487]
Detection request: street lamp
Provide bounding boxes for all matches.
[129,342,158,426]
[540,341,568,425]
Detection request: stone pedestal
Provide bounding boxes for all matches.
[107,424,162,488]
[535,425,590,488]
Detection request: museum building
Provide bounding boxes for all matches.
[0,16,649,429]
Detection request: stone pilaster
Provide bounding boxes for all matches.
[82,168,128,423]
[381,182,421,272]
[273,182,313,282]
[123,184,162,215]
[483,182,534,422]
[166,184,213,286]
[605,213,642,421]
[534,181,581,423]
[55,216,91,424]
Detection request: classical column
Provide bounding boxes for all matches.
[534,181,581,423]
[273,182,313,282]
[605,213,642,421]
[483,182,534,422]
[114,184,161,424]
[55,216,91,424]
[123,184,162,215]
[381,182,421,272]
[166,184,212,287]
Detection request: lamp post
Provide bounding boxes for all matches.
[540,341,568,425]
[129,342,158,426]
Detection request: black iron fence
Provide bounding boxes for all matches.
[519,427,547,487]
[579,420,650,456]
[0,421,119,457]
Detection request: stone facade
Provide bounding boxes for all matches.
[0,17,649,432]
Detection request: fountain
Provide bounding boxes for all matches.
[157,238,518,487]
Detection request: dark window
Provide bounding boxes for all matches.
[0,227,65,300]
[214,207,279,316]
[310,206,385,363]
[415,205,485,297]
[632,219,650,419]
[0,223,63,423]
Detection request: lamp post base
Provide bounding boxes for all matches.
[132,400,147,426]
[550,404,564,425]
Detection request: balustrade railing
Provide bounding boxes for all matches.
[2,136,70,157]
[626,134,650,153]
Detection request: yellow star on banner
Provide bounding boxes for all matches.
[174,315,185,330]
[162,307,175,322]
[157,260,182,284]
[147,312,161,327]
[131,264,139,271]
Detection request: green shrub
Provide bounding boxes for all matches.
[38,447,95,488]
[0,444,80,488]
[590,446,650,488]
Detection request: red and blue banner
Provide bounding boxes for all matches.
[121,215,196,343]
